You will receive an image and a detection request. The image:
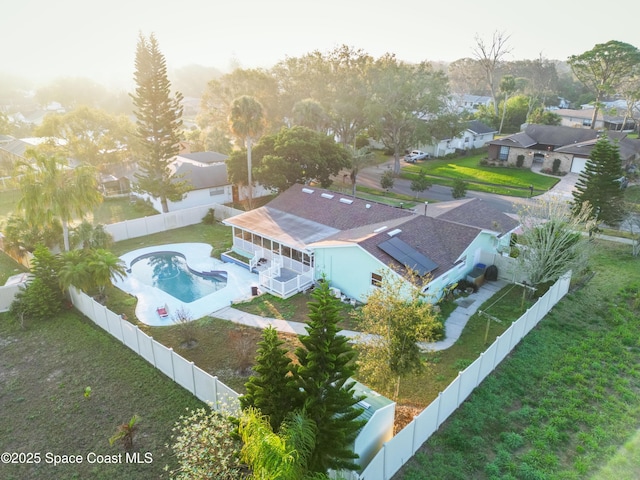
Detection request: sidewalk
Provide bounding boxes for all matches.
[211,279,507,351]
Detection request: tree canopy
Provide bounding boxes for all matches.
[568,40,640,128]
[242,126,350,192]
[17,150,102,251]
[130,33,188,213]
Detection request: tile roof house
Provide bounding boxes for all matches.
[223,184,518,301]
[420,120,497,158]
[486,124,640,174]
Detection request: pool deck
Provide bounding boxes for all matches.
[115,243,259,326]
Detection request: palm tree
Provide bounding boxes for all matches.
[17,149,102,251]
[58,248,125,303]
[239,407,325,480]
[229,95,265,207]
[87,249,126,302]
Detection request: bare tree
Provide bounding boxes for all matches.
[472,31,512,116]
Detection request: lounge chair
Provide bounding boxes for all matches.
[157,305,169,318]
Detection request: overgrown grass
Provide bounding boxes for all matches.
[395,241,640,479]
[0,310,204,480]
[402,153,559,197]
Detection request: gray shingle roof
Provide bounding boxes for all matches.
[437,198,519,235]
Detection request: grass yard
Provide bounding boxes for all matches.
[0,190,159,228]
[0,250,27,285]
[402,153,559,197]
[0,311,204,480]
[110,222,232,259]
[395,240,640,479]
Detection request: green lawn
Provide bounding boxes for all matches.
[0,190,159,227]
[402,153,560,197]
[0,310,204,480]
[396,240,640,479]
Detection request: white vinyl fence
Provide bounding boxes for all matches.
[68,287,241,413]
[0,284,23,312]
[105,203,243,242]
[351,271,572,480]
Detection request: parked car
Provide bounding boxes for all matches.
[404,150,429,162]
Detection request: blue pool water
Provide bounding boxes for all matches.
[129,252,227,303]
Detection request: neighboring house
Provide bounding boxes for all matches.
[420,120,497,158]
[486,124,640,174]
[135,151,274,211]
[554,108,636,131]
[448,94,493,114]
[223,184,518,302]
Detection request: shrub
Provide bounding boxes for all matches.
[552,158,561,175]
[479,158,489,166]
[170,407,245,480]
[451,179,468,199]
[202,208,216,225]
[516,155,525,168]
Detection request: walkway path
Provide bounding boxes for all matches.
[211,279,508,351]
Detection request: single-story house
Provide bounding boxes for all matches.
[554,108,636,131]
[486,124,640,174]
[448,94,494,114]
[223,184,518,302]
[136,151,274,211]
[420,120,497,158]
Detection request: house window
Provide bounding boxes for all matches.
[582,119,592,127]
[499,146,510,161]
[464,137,470,143]
[209,187,224,196]
[371,273,382,287]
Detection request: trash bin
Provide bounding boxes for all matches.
[251,286,258,296]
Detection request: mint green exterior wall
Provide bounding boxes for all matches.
[314,232,503,304]
[313,245,402,303]
[422,232,500,301]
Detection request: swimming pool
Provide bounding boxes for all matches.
[115,243,259,326]
[129,252,228,303]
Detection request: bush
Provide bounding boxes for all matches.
[451,179,468,199]
[516,155,525,168]
[170,407,245,480]
[479,158,489,166]
[202,208,216,225]
[552,158,561,175]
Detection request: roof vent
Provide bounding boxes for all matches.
[321,193,334,199]
[302,188,314,194]
[388,229,402,237]
[339,198,353,204]
[358,401,371,409]
[373,226,388,233]
[365,204,371,209]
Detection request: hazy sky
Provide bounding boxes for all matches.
[3,0,639,88]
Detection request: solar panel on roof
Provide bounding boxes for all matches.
[378,236,438,276]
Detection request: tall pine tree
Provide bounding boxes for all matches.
[572,136,626,226]
[131,33,188,213]
[293,280,365,474]
[240,326,297,432]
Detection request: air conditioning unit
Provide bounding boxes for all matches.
[330,287,341,298]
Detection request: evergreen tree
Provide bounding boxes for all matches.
[293,280,365,474]
[130,33,188,213]
[572,136,626,226]
[240,326,297,432]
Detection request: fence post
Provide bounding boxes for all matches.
[190,361,196,396]
[170,347,175,381]
[134,325,140,354]
[212,375,219,411]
